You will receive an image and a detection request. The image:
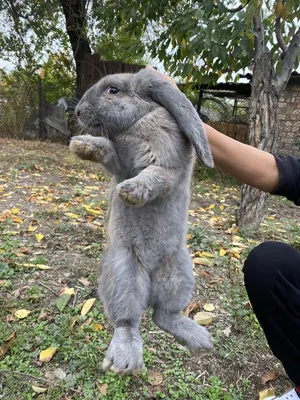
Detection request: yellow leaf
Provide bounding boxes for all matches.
[65,212,79,219]
[11,208,19,214]
[35,233,44,242]
[193,257,211,266]
[200,251,215,258]
[28,225,38,232]
[219,205,224,210]
[32,385,47,393]
[259,388,276,400]
[208,204,215,209]
[15,309,31,319]
[187,233,192,241]
[268,216,275,220]
[60,287,75,295]
[92,323,103,332]
[81,298,96,316]
[12,216,23,224]
[194,312,215,326]
[220,248,227,256]
[203,303,215,312]
[36,264,51,270]
[39,347,58,362]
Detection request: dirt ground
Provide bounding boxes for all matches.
[1,138,300,400]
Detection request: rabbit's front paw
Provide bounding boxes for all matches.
[69,135,105,162]
[117,179,150,207]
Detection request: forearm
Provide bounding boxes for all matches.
[204,123,279,193]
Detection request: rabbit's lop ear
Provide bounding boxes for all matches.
[134,69,214,168]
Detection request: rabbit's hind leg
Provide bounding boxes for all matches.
[151,248,213,353]
[98,247,150,375]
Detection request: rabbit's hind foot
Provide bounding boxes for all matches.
[102,326,145,375]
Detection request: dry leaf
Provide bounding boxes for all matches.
[219,248,227,256]
[222,326,231,337]
[148,370,164,386]
[261,370,279,385]
[0,280,7,286]
[203,303,215,312]
[193,257,211,266]
[96,382,108,395]
[81,298,96,316]
[15,309,31,319]
[258,388,276,400]
[92,323,103,332]
[78,277,90,287]
[32,385,47,393]
[39,347,58,362]
[28,225,38,232]
[59,287,75,296]
[11,208,19,214]
[194,312,216,326]
[0,331,16,360]
[35,233,44,242]
[184,300,201,316]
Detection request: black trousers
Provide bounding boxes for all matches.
[244,241,300,385]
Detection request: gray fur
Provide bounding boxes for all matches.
[69,69,213,375]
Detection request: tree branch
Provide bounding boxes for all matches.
[253,10,265,59]
[275,17,288,54]
[274,29,300,94]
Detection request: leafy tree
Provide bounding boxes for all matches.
[0,0,91,96]
[96,0,300,230]
[94,26,147,65]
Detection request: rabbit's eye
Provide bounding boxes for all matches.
[107,87,119,95]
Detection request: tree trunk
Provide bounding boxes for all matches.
[235,52,279,231]
[59,0,92,98]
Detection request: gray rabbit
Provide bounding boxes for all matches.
[70,68,214,375]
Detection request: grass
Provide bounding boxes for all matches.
[0,138,299,399]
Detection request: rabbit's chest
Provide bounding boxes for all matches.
[115,136,158,178]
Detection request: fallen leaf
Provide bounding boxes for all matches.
[11,208,19,214]
[92,323,103,332]
[81,298,96,316]
[200,251,215,258]
[222,326,231,337]
[219,248,227,256]
[35,233,44,242]
[96,382,108,395]
[0,331,16,360]
[259,388,276,400]
[39,347,58,362]
[78,277,90,287]
[193,257,211,266]
[32,385,47,393]
[56,293,73,312]
[184,300,201,316]
[194,311,216,326]
[15,309,31,319]
[15,263,51,270]
[261,370,279,385]
[203,303,215,312]
[0,280,7,286]
[28,225,38,232]
[59,287,75,296]
[148,370,164,386]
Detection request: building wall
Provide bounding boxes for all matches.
[208,80,300,157]
[277,81,300,156]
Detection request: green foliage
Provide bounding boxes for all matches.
[95,26,147,64]
[94,0,300,84]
